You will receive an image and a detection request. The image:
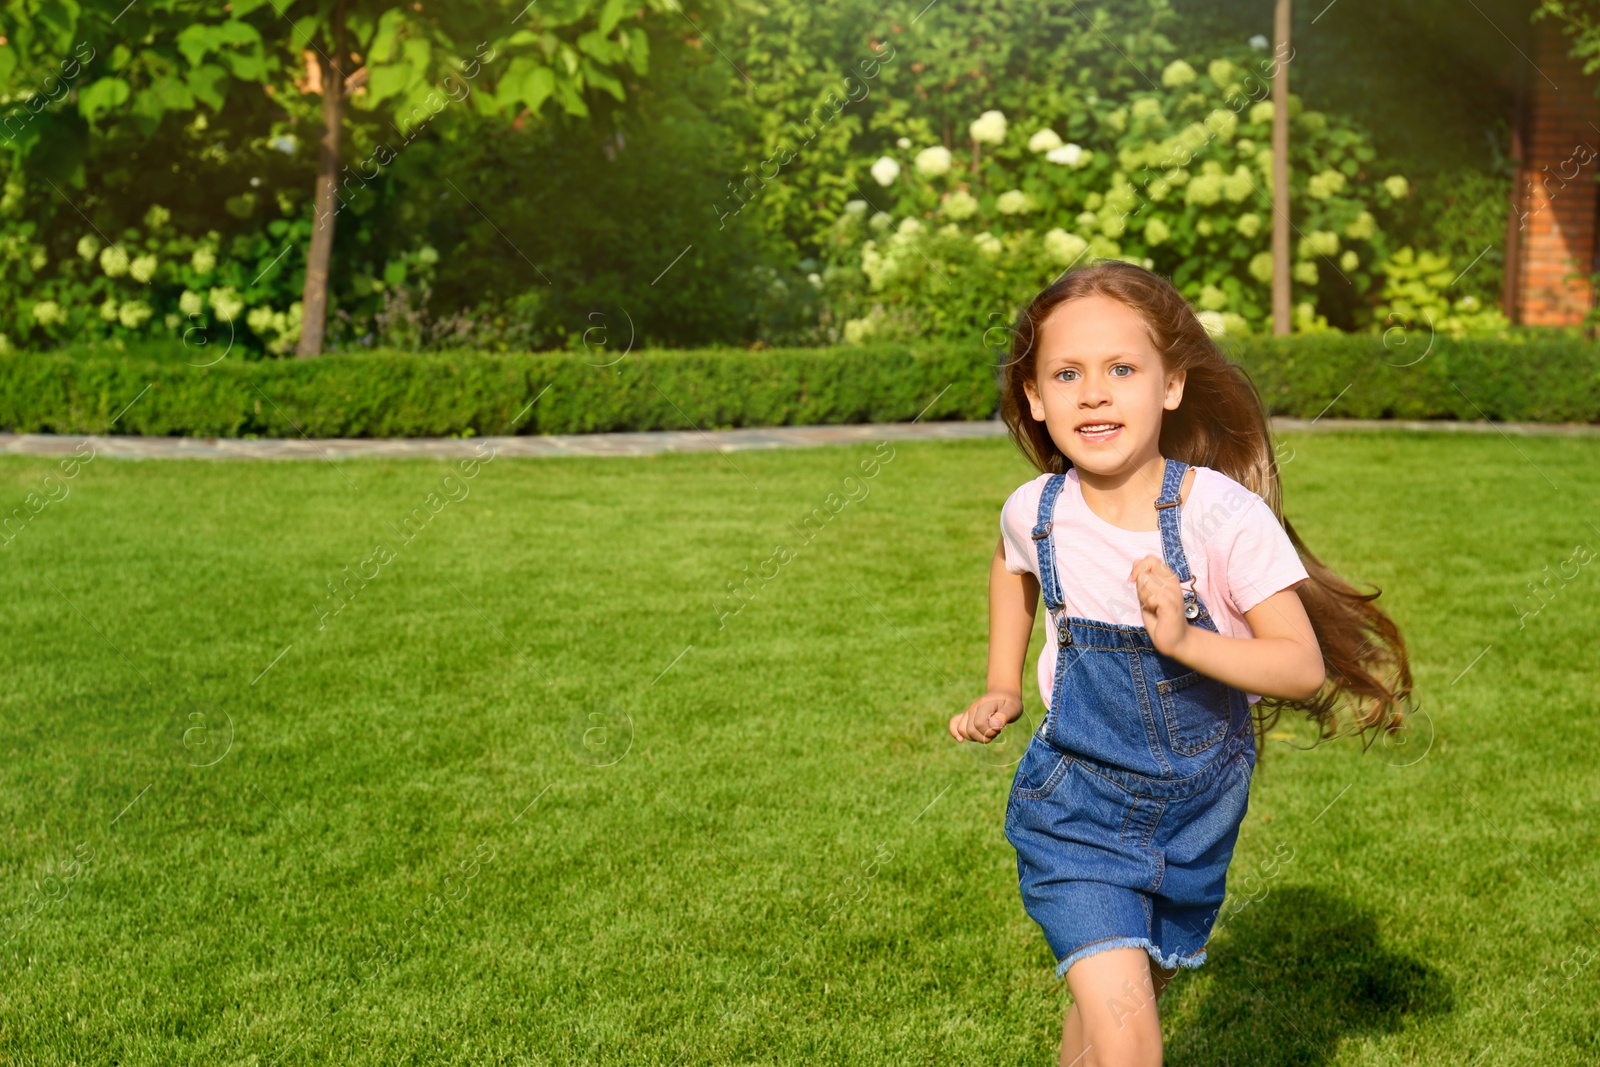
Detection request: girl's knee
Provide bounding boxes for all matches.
[1078,1029,1163,1067]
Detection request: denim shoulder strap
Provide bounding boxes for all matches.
[1154,457,1208,623]
[1031,473,1068,613]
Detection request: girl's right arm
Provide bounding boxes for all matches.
[948,538,1040,743]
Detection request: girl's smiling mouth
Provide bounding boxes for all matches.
[1075,421,1124,443]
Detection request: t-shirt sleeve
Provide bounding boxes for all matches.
[1222,495,1310,614]
[999,481,1041,577]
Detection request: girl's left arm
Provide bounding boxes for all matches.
[1130,557,1325,700]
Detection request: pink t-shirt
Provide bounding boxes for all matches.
[1000,465,1310,707]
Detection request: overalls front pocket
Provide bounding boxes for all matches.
[1156,667,1231,757]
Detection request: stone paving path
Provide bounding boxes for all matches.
[0,416,1594,461]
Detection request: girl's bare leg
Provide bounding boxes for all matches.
[1060,1000,1085,1065]
[1058,947,1164,1067]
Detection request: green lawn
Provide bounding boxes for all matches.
[0,431,1596,1065]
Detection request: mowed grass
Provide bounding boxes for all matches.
[0,430,1596,1066]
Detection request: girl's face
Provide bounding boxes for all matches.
[1022,293,1186,477]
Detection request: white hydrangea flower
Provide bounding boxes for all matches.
[869,212,893,232]
[969,110,1007,145]
[143,204,171,230]
[1223,166,1254,202]
[1028,128,1063,153]
[896,217,925,237]
[191,246,217,275]
[940,190,979,220]
[1197,219,1214,236]
[1044,228,1089,266]
[179,290,204,317]
[1297,230,1340,258]
[247,306,275,335]
[1249,101,1274,124]
[1292,261,1319,285]
[76,234,101,260]
[1204,108,1238,140]
[915,146,953,177]
[870,156,900,186]
[99,245,130,277]
[844,199,868,217]
[995,189,1030,214]
[1248,251,1274,283]
[1344,210,1376,240]
[1249,34,1269,50]
[1208,59,1238,85]
[1384,175,1410,199]
[1131,97,1163,121]
[806,272,824,289]
[129,254,158,284]
[1340,250,1359,271]
[29,247,47,271]
[1222,312,1250,335]
[209,286,244,323]
[938,223,962,238]
[1236,213,1262,238]
[1184,173,1225,206]
[1198,284,1228,310]
[1196,310,1226,336]
[1144,217,1171,245]
[896,136,912,149]
[973,232,1003,256]
[1046,143,1085,166]
[31,300,68,326]
[1076,210,1099,231]
[118,300,153,329]
[1162,60,1197,86]
[1307,169,1347,200]
[100,298,120,322]
[843,317,876,344]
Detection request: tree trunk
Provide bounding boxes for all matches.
[297,2,347,357]
[1271,0,1292,337]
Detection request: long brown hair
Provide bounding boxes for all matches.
[1000,259,1412,746]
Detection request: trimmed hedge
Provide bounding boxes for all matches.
[1225,332,1600,424]
[0,331,1595,438]
[0,343,997,438]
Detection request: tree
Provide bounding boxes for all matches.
[0,0,669,354]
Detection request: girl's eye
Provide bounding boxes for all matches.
[1054,365,1132,381]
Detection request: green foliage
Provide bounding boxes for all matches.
[4,331,1596,438]
[0,0,683,355]
[0,342,996,436]
[1373,246,1510,339]
[1228,329,1600,423]
[812,38,1421,342]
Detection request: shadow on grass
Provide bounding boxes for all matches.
[1165,886,1452,1065]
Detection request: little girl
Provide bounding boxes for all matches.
[949,261,1411,1066]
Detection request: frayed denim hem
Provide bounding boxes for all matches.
[1054,936,1208,979]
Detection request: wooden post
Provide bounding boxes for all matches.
[1271,0,1292,336]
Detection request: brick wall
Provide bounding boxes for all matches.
[1513,18,1600,325]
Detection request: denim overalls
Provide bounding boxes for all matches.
[1004,457,1256,978]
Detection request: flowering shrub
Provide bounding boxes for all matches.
[1374,247,1511,339]
[0,171,445,356]
[817,42,1443,344]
